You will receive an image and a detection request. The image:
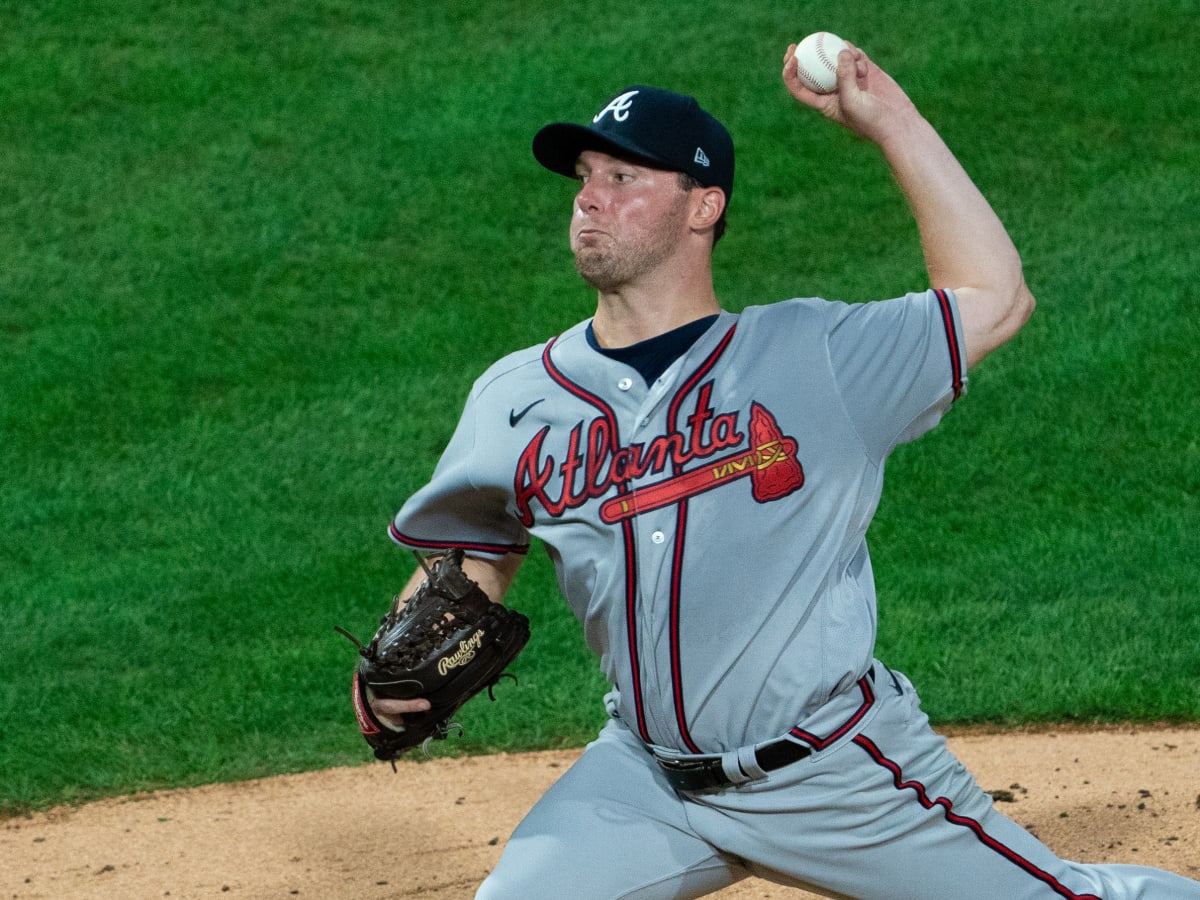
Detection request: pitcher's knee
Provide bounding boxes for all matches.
[474,858,552,900]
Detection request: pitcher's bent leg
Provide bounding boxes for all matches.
[686,665,1200,900]
[476,720,744,900]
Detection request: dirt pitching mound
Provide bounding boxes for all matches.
[4,726,1198,899]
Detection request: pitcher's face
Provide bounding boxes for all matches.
[570,151,693,292]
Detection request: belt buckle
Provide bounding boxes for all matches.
[654,755,730,793]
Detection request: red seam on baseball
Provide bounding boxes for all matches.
[816,34,836,72]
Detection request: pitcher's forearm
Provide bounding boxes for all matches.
[878,113,1024,300]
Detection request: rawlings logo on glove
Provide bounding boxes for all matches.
[337,548,530,765]
[439,631,486,674]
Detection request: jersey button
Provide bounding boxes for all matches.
[617,377,633,391]
[651,531,666,544]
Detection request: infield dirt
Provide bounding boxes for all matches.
[4,726,1198,899]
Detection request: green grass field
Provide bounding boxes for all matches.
[2,0,1197,816]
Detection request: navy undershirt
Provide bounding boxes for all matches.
[586,315,720,387]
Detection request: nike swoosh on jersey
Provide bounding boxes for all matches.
[509,399,546,427]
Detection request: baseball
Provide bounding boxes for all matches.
[792,31,848,94]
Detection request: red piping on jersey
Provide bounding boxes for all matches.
[664,325,738,753]
[934,288,964,402]
[540,337,651,744]
[788,673,876,749]
[853,734,1103,900]
[667,500,696,750]
[387,521,529,557]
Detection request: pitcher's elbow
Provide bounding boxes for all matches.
[1008,277,1036,334]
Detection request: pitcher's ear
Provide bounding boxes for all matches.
[692,186,726,230]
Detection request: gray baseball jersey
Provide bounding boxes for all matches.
[390,288,964,754]
[393,290,1200,899]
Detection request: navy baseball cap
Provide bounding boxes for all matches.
[532,85,734,204]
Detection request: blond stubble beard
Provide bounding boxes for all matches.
[572,191,691,293]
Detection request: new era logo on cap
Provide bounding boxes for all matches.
[532,85,734,203]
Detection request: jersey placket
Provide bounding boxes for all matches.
[618,369,684,745]
[622,326,738,752]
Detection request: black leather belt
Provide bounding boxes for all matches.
[655,739,812,793]
[652,668,876,793]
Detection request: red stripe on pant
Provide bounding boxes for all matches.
[853,734,1102,900]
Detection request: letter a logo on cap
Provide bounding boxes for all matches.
[594,90,639,123]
